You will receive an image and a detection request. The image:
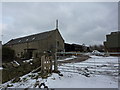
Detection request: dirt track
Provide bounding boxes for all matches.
[58,55,90,64]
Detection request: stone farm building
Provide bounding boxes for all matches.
[5,29,64,59]
[104,31,120,53]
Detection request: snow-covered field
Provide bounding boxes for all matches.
[0,55,119,89]
[57,55,118,88]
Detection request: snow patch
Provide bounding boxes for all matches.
[13,60,20,66]
[11,60,20,66]
[0,67,3,70]
[23,59,33,63]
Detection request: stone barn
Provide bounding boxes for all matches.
[4,28,64,59]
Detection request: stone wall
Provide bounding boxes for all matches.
[2,58,41,83]
[2,52,54,83]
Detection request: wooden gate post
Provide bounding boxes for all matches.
[41,55,45,74]
[54,52,58,72]
[50,56,52,73]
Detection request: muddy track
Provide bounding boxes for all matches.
[58,55,90,64]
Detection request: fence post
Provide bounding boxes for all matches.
[54,52,58,72]
[50,56,52,73]
[41,55,45,74]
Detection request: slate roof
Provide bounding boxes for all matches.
[5,29,57,45]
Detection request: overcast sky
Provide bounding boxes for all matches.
[1,2,118,45]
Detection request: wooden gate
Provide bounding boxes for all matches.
[41,55,52,77]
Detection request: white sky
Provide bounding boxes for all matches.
[0,2,118,45]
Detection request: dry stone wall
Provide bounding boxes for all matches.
[2,53,53,83]
[2,58,41,83]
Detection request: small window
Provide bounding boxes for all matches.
[21,52,23,56]
[17,53,20,56]
[57,41,59,47]
[19,40,21,42]
[26,39,28,41]
[32,37,35,40]
[36,53,38,58]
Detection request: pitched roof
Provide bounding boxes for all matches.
[5,29,57,45]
